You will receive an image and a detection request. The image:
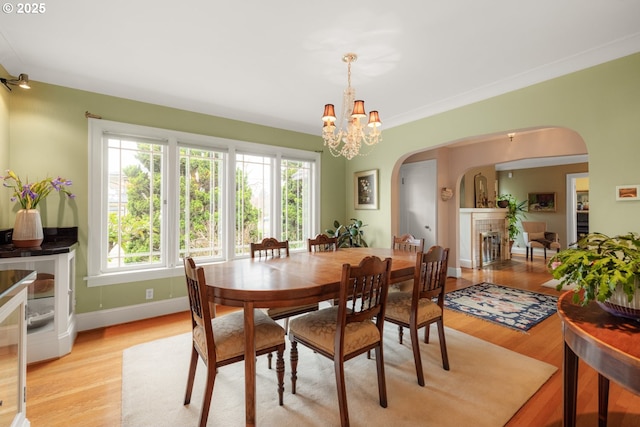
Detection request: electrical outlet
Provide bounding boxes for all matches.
[145,288,154,300]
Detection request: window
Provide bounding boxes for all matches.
[88,120,320,286]
[281,159,313,250]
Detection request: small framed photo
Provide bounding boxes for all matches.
[527,192,556,212]
[354,169,378,210]
[616,185,640,201]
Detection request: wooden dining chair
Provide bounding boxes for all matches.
[183,257,286,427]
[289,256,392,427]
[250,237,290,259]
[391,233,425,253]
[250,237,319,367]
[308,233,338,252]
[391,234,425,292]
[384,246,450,386]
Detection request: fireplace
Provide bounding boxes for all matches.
[460,208,509,269]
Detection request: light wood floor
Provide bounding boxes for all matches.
[26,254,640,426]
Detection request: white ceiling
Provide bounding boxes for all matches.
[1,1,639,136]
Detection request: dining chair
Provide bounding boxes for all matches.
[250,237,319,368]
[391,234,425,292]
[308,233,338,252]
[384,246,450,386]
[288,255,392,427]
[391,234,425,253]
[183,257,286,427]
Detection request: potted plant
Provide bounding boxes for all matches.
[548,232,640,319]
[2,170,74,247]
[496,194,527,249]
[325,218,368,248]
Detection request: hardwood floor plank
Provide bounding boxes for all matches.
[25,254,640,426]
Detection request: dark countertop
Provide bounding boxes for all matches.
[0,227,78,258]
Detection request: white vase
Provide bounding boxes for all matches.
[598,279,640,321]
[12,208,44,248]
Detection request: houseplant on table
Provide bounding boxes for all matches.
[548,232,640,320]
[496,194,527,251]
[325,218,368,248]
[2,170,74,247]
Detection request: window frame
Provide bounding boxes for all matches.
[87,119,320,286]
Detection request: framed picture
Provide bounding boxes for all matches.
[474,173,488,208]
[354,169,378,210]
[616,185,640,201]
[527,192,556,212]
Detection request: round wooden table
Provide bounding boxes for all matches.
[557,291,640,427]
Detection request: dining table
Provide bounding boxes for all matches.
[201,247,418,426]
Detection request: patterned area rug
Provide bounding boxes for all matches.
[445,283,558,332]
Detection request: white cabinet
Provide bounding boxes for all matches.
[0,250,76,364]
[0,269,34,427]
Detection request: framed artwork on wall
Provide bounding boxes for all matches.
[527,192,556,212]
[474,173,488,208]
[354,169,378,210]
[616,185,640,201]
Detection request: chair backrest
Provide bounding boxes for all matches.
[184,257,216,364]
[337,256,392,334]
[521,221,547,243]
[308,233,338,252]
[250,237,290,259]
[392,234,425,253]
[413,246,449,306]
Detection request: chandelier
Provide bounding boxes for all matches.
[321,53,381,160]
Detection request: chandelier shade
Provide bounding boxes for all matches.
[321,53,382,160]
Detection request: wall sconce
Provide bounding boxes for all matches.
[441,187,454,201]
[1,73,30,91]
[508,133,515,142]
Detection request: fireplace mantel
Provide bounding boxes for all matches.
[460,208,509,269]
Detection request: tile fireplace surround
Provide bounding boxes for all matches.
[460,208,509,269]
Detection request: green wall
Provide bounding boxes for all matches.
[343,52,640,249]
[0,65,10,227]
[2,81,346,313]
[4,52,640,316]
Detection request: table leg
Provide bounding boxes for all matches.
[244,302,256,427]
[563,341,578,427]
[598,373,610,427]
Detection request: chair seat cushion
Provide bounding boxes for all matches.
[194,310,284,362]
[385,291,442,325]
[288,306,380,356]
[267,303,319,320]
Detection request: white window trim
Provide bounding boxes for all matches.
[87,119,320,286]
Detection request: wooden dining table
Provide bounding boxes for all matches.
[201,247,417,426]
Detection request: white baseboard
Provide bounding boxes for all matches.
[448,266,461,278]
[76,296,189,332]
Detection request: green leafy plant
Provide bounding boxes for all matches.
[2,169,74,209]
[548,232,640,306]
[325,218,368,248]
[497,194,527,241]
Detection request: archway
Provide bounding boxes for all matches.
[390,127,588,277]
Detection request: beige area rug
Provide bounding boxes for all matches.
[122,326,556,427]
[541,278,577,291]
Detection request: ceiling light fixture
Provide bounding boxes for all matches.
[321,53,381,160]
[1,73,31,91]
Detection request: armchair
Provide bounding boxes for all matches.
[521,221,561,261]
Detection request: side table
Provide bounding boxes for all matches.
[558,291,640,427]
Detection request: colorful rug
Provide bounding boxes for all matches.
[444,283,557,332]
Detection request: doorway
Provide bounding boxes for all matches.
[399,160,437,249]
[566,172,589,245]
